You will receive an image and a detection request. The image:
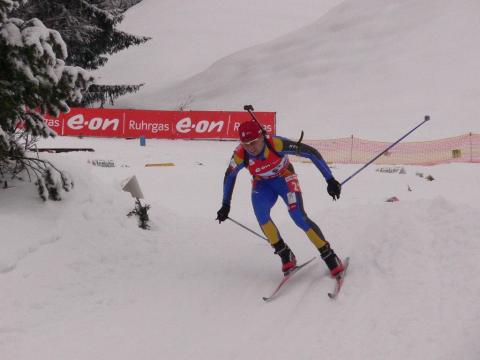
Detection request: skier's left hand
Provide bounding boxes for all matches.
[327,178,341,200]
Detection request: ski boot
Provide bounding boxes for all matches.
[319,244,344,277]
[273,241,297,276]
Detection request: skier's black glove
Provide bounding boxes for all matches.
[327,178,341,200]
[216,204,230,223]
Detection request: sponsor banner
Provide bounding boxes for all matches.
[124,109,174,138]
[43,115,63,135]
[63,108,124,137]
[45,108,276,140]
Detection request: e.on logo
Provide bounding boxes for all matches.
[66,114,120,131]
[176,117,224,134]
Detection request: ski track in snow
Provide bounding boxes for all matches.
[2,138,479,360]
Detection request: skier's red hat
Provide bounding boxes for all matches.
[238,121,262,143]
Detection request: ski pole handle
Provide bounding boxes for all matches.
[243,104,267,136]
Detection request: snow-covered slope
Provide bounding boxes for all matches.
[96,0,343,94]
[1,137,480,360]
[102,0,480,140]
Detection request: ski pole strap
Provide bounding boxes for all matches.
[228,217,269,242]
[341,115,430,186]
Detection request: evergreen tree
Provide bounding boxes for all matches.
[14,0,150,107]
[0,0,93,199]
[101,0,142,13]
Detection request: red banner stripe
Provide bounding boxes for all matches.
[44,108,276,140]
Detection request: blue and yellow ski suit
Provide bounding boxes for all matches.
[221,135,334,250]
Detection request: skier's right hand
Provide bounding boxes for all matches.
[216,204,230,223]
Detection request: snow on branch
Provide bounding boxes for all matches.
[0,11,94,120]
[79,0,119,24]
[0,0,93,200]
[0,1,26,21]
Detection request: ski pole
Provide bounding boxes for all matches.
[341,115,431,186]
[227,217,269,242]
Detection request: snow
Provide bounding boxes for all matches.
[0,21,22,45]
[2,1,480,359]
[2,136,480,360]
[0,1,24,20]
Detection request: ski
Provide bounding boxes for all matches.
[328,257,350,300]
[262,257,316,302]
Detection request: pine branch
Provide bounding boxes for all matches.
[79,83,145,107]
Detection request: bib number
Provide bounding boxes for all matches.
[285,175,301,210]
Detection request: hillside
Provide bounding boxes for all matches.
[100,0,480,140]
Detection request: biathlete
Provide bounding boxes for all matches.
[216,120,344,277]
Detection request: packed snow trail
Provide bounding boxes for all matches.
[1,138,480,359]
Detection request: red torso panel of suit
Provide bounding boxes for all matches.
[232,138,290,180]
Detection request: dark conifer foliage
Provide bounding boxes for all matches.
[1,0,92,199]
[101,0,142,13]
[14,0,150,106]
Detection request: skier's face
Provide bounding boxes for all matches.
[241,136,264,156]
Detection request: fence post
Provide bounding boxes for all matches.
[350,135,354,163]
[470,132,473,163]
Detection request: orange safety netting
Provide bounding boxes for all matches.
[293,133,480,165]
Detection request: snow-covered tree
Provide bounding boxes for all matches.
[101,0,142,13]
[0,0,93,199]
[15,0,150,106]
